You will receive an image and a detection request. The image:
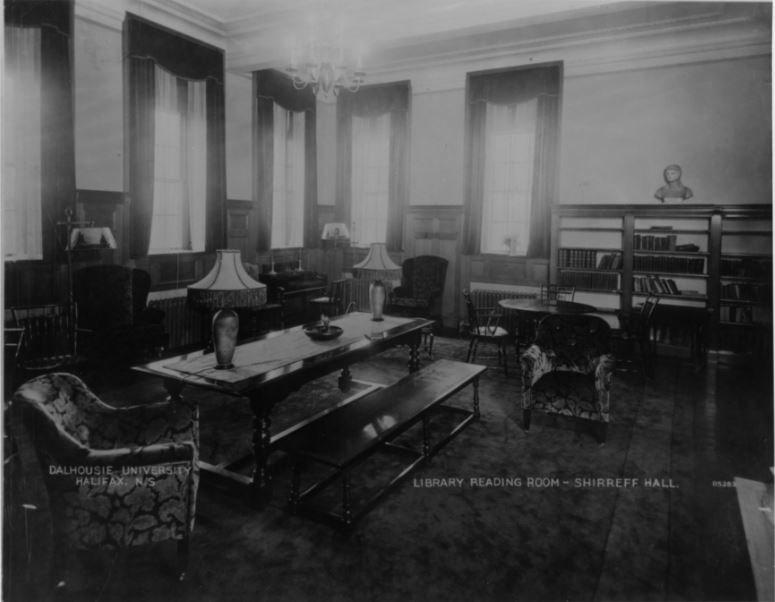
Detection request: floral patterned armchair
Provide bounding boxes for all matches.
[520,314,615,444]
[10,373,199,585]
[388,255,448,320]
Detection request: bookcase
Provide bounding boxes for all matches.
[551,204,772,353]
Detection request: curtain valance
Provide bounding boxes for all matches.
[468,66,560,106]
[126,15,223,84]
[255,69,316,113]
[338,81,410,117]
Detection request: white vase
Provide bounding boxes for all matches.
[369,280,386,322]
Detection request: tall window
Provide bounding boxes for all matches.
[148,68,207,253]
[271,104,306,248]
[464,64,561,258]
[480,101,538,255]
[350,114,390,246]
[3,26,42,260]
[126,14,225,259]
[3,0,75,262]
[254,69,317,253]
[336,82,409,252]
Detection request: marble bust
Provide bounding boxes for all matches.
[655,164,693,202]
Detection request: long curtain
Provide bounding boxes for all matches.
[126,14,225,259]
[3,26,42,260]
[4,0,74,262]
[350,114,390,245]
[336,81,409,252]
[255,69,317,252]
[464,64,561,257]
[147,69,207,253]
[271,104,306,248]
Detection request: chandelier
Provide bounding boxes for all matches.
[287,38,365,100]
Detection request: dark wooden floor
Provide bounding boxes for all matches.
[3,344,773,601]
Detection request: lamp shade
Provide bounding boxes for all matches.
[321,223,350,240]
[352,243,402,282]
[188,249,267,310]
[68,227,117,250]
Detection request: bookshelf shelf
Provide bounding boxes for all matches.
[551,204,772,353]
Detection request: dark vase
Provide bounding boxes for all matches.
[212,308,239,369]
[369,280,386,321]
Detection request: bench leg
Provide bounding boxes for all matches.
[422,414,431,457]
[289,461,302,511]
[472,376,481,419]
[342,470,353,526]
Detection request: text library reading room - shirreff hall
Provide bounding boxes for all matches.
[1,1,773,601]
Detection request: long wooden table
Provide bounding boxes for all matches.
[133,312,433,503]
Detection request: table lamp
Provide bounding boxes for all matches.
[322,223,350,248]
[352,243,402,321]
[188,249,267,369]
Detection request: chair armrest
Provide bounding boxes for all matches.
[94,400,198,448]
[85,440,196,466]
[520,345,556,389]
[592,353,616,392]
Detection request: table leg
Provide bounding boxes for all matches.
[338,366,352,392]
[249,394,276,505]
[408,331,422,373]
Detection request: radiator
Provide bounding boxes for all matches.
[467,288,537,336]
[148,294,206,351]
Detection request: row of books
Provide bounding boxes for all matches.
[557,248,598,269]
[633,275,681,295]
[558,249,623,270]
[720,257,772,279]
[558,270,619,291]
[633,233,677,251]
[719,305,772,324]
[720,283,772,303]
[633,254,705,274]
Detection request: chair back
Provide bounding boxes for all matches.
[636,295,660,338]
[11,304,78,367]
[327,278,352,315]
[74,265,151,331]
[540,284,575,305]
[401,256,448,300]
[535,314,611,367]
[463,290,481,332]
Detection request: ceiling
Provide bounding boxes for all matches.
[147,1,769,76]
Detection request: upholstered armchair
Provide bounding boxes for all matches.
[73,265,168,361]
[520,314,615,443]
[388,255,448,320]
[10,372,199,584]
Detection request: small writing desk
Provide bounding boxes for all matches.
[133,312,433,503]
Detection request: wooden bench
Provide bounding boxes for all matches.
[275,359,487,528]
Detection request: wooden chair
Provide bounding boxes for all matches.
[540,284,576,305]
[9,304,85,377]
[463,289,513,375]
[309,278,354,318]
[613,295,660,378]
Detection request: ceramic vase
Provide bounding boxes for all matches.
[212,308,239,369]
[369,280,386,322]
